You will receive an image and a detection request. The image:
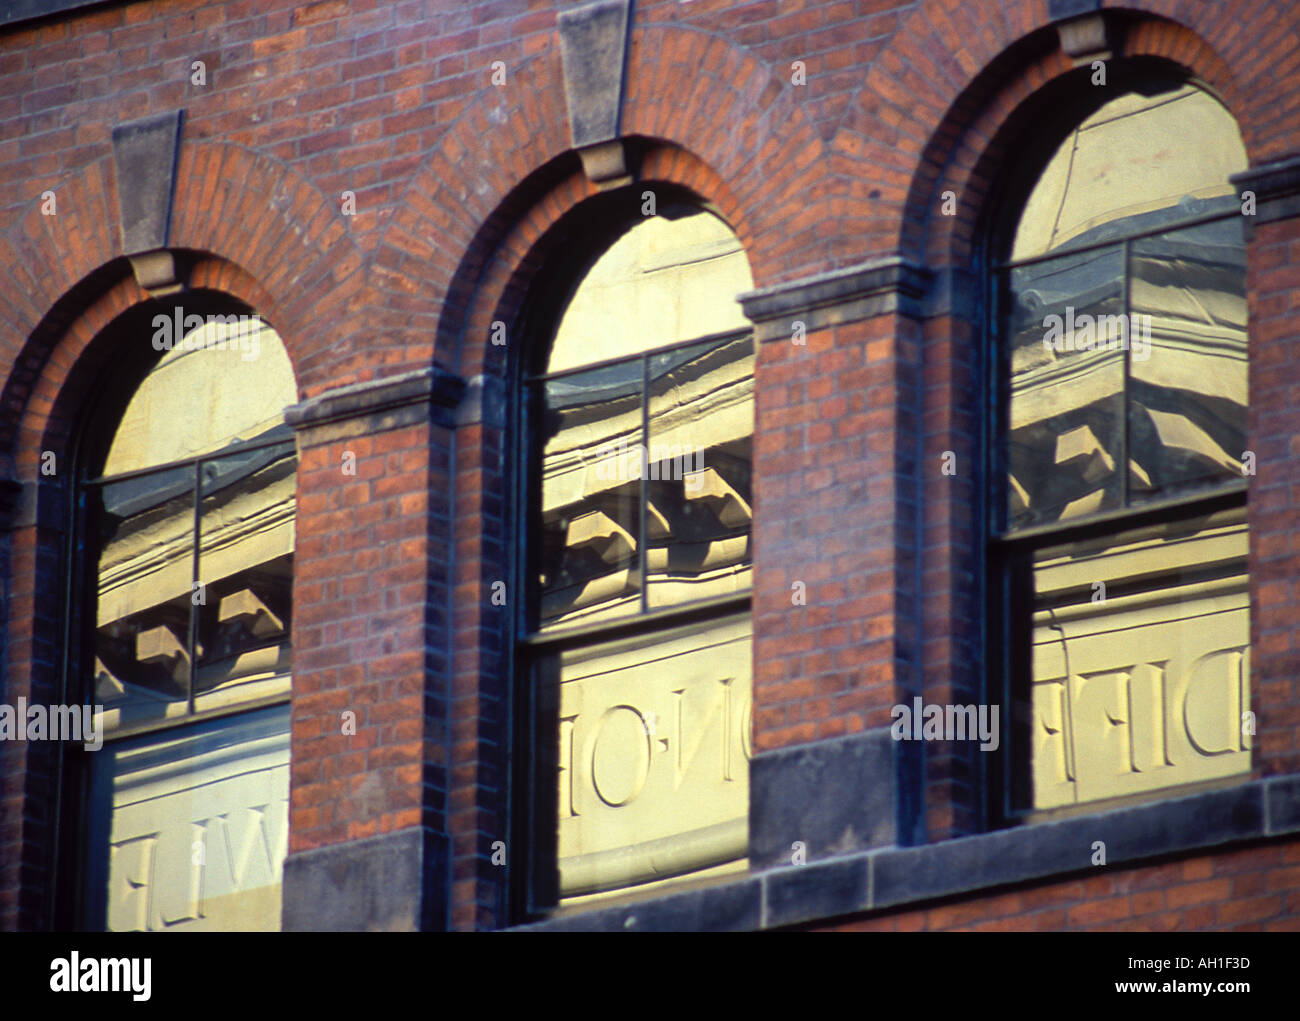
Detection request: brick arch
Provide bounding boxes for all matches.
[0,137,364,441]
[409,24,806,925]
[831,1,1259,266]
[2,260,305,492]
[15,256,291,471]
[0,246,307,931]
[435,141,766,930]
[1,247,305,619]
[923,19,1245,268]
[0,134,347,930]
[0,157,120,410]
[169,141,365,395]
[861,5,1267,843]
[451,141,752,385]
[371,21,830,379]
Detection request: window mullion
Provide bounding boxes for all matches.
[189,459,201,716]
[1122,236,1131,509]
[640,352,649,614]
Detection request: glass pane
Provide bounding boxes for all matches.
[94,468,196,732]
[549,614,751,905]
[1011,84,1247,261]
[195,443,296,710]
[1028,507,1249,810]
[538,361,643,629]
[547,207,753,374]
[104,315,296,476]
[84,704,290,931]
[1005,246,1126,529]
[646,334,754,608]
[1128,218,1248,501]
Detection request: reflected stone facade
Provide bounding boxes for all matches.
[997,83,1252,813]
[1030,510,1249,809]
[529,207,755,906]
[89,320,296,930]
[2,0,1299,936]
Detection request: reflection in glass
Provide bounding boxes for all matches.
[538,361,643,628]
[1012,84,1248,261]
[1029,508,1249,810]
[104,317,296,476]
[551,614,752,905]
[93,318,297,731]
[93,470,196,728]
[1000,79,1252,819]
[85,310,297,933]
[529,202,756,909]
[1002,82,1250,531]
[536,206,757,629]
[195,443,296,709]
[547,207,752,374]
[1005,247,1126,529]
[1128,219,1248,501]
[646,334,754,608]
[86,705,289,931]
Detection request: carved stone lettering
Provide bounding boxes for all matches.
[1032,516,1250,808]
[557,615,751,901]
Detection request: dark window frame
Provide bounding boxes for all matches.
[981,62,1251,828]
[507,185,755,922]
[50,292,297,930]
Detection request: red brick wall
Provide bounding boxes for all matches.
[1,0,1298,930]
[1247,213,1300,779]
[820,838,1300,932]
[288,422,448,852]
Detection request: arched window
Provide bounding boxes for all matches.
[989,73,1251,817]
[516,195,755,913]
[67,302,296,930]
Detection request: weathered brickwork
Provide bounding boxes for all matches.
[2,0,1298,931]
